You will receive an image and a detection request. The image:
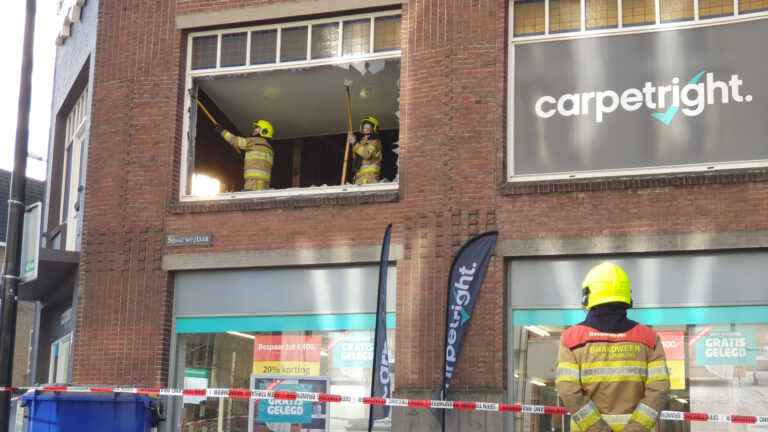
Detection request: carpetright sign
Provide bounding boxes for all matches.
[511,17,768,179]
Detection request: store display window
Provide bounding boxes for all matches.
[510,306,768,432]
[174,314,395,432]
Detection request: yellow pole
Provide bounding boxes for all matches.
[197,99,241,155]
[341,81,354,184]
[196,99,218,125]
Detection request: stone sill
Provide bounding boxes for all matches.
[503,168,768,195]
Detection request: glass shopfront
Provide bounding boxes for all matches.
[170,265,396,432]
[508,252,768,432]
[511,307,768,432]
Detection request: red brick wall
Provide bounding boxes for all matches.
[74,0,768,396]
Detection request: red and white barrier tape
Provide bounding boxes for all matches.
[4,386,768,425]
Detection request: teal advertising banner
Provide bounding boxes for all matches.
[695,325,756,366]
[258,383,313,423]
[332,332,374,368]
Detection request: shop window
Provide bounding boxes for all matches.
[660,0,694,22]
[182,12,401,200]
[511,308,768,432]
[175,319,395,431]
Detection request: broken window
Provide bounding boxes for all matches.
[182,12,401,199]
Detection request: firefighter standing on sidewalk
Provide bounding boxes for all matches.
[215,120,275,191]
[348,116,383,184]
[556,262,670,432]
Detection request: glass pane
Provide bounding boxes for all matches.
[514,0,545,36]
[311,23,339,59]
[700,0,734,17]
[191,35,218,70]
[250,29,277,65]
[512,317,768,432]
[374,15,401,52]
[220,32,247,67]
[738,0,767,13]
[550,0,581,33]
[587,0,618,29]
[176,327,396,431]
[280,26,308,62]
[342,19,371,56]
[622,0,656,25]
[62,143,73,222]
[660,0,694,22]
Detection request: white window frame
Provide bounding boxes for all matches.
[507,8,768,182]
[180,11,402,202]
[510,0,768,41]
[60,88,87,248]
[48,333,72,383]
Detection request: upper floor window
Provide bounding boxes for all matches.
[61,87,87,250]
[513,0,768,38]
[181,11,402,200]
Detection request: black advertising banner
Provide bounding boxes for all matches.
[369,224,392,429]
[431,231,499,424]
[512,17,768,179]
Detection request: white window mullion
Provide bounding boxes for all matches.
[545,0,550,34]
[276,27,282,64]
[734,0,739,15]
[307,24,312,61]
[338,20,344,57]
[216,34,222,69]
[694,0,700,20]
[245,30,252,66]
[369,17,375,53]
[618,0,623,28]
[655,0,661,24]
[581,0,586,31]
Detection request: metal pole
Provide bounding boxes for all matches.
[1,0,36,428]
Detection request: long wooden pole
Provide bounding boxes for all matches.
[197,99,241,155]
[197,99,218,125]
[340,80,354,184]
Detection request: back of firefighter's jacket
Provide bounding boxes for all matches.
[555,323,670,432]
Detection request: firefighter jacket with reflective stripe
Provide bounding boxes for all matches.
[352,135,382,184]
[556,323,670,432]
[220,129,274,191]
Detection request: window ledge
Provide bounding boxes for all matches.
[171,185,399,213]
[503,168,768,195]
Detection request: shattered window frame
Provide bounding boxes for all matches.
[181,11,402,202]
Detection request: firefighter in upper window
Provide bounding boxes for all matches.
[215,120,275,191]
[556,262,670,432]
[348,116,383,184]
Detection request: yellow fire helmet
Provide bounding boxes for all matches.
[252,120,274,139]
[581,261,632,310]
[360,116,379,134]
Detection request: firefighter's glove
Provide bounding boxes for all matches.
[214,124,223,134]
[348,134,357,145]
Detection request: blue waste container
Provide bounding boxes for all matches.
[22,393,157,432]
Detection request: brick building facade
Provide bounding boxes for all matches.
[37,0,768,430]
